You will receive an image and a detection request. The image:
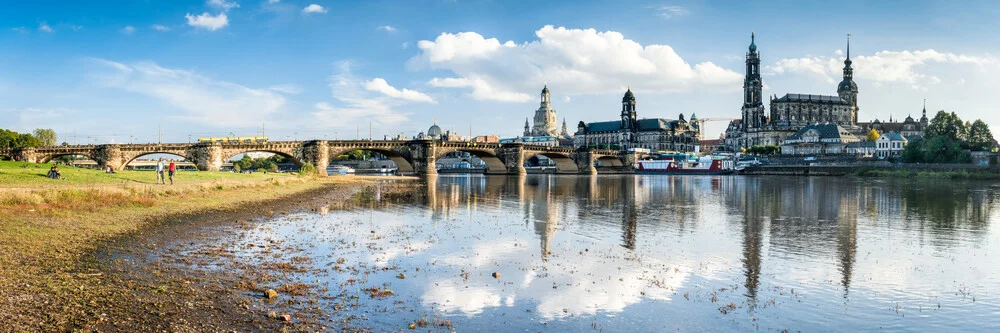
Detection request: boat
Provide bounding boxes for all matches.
[636,155,735,175]
[734,158,762,171]
[327,165,356,175]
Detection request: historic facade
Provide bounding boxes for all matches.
[780,123,860,155]
[857,100,930,138]
[525,85,560,137]
[726,33,862,151]
[574,88,701,152]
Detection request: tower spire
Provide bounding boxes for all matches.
[846,33,851,60]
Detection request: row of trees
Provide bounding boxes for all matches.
[903,111,995,163]
[233,154,289,172]
[1,128,57,149]
[744,145,781,155]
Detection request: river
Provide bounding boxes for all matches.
[154,175,1000,331]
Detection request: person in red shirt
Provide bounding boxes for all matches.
[168,161,177,185]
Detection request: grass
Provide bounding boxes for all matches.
[0,159,407,331]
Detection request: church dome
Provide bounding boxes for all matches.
[428,124,443,137]
[838,79,857,92]
[749,33,757,53]
[904,115,915,123]
[622,88,635,102]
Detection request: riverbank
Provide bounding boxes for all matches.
[742,164,1000,178]
[0,160,418,331]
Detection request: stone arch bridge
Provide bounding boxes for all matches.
[1,140,633,175]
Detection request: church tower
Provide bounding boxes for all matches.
[838,34,859,124]
[620,87,638,149]
[742,32,765,130]
[919,99,929,129]
[523,118,530,137]
[531,85,559,136]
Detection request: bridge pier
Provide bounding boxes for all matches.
[499,143,527,175]
[407,140,438,176]
[572,150,598,175]
[302,140,330,176]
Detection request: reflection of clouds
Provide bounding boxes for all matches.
[421,236,694,319]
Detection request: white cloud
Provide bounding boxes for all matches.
[401,41,408,49]
[87,58,287,127]
[12,27,29,34]
[769,49,999,90]
[655,5,689,19]
[377,25,396,32]
[207,0,240,11]
[185,12,229,30]
[121,26,136,35]
[268,84,302,94]
[312,61,411,128]
[409,25,742,102]
[152,24,171,32]
[364,78,435,103]
[302,4,327,14]
[70,25,83,32]
[268,0,281,3]
[38,22,53,33]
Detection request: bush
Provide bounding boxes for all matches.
[298,163,318,176]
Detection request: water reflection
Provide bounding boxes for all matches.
[226,175,1000,331]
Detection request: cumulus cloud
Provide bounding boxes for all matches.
[312,61,412,127]
[185,12,229,30]
[152,24,171,32]
[655,5,689,19]
[302,4,327,14]
[364,78,435,103]
[87,58,287,127]
[769,49,999,90]
[268,84,302,94]
[207,0,240,11]
[38,22,53,33]
[121,26,136,35]
[409,25,742,102]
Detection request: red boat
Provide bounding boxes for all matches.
[635,157,734,175]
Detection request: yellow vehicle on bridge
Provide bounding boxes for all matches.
[197,136,269,144]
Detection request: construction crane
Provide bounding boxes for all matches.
[692,117,738,137]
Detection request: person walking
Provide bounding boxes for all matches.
[156,158,166,184]
[168,160,176,185]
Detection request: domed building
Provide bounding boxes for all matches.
[573,87,700,152]
[415,120,463,141]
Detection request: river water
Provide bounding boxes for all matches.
[185,175,1000,331]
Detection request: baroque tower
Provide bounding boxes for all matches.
[742,32,765,130]
[530,85,559,136]
[837,34,859,124]
[620,87,638,149]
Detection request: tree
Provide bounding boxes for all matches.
[902,135,970,163]
[966,120,995,151]
[866,129,880,142]
[924,111,967,142]
[32,128,57,146]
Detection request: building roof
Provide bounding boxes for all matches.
[785,123,852,141]
[773,93,850,105]
[846,141,876,148]
[428,124,443,137]
[881,132,906,141]
[582,118,692,133]
[700,139,722,145]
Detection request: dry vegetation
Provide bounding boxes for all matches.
[0,160,410,331]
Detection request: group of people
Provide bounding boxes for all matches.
[47,164,62,179]
[155,158,177,185]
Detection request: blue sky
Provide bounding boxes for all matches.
[3,0,1000,144]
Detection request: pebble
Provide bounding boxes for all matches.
[264,289,277,299]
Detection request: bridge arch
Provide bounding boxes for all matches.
[328,147,414,175]
[596,155,624,167]
[524,151,578,174]
[38,152,99,165]
[222,149,305,170]
[121,151,192,169]
[434,148,508,174]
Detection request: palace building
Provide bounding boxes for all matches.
[726,33,863,151]
[574,88,700,152]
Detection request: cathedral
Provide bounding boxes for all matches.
[574,88,700,152]
[725,33,861,151]
[524,85,560,137]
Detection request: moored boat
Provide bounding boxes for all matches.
[636,155,735,175]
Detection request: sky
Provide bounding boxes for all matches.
[3,0,1000,144]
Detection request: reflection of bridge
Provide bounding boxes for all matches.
[1,140,631,175]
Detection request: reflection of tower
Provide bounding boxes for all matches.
[532,179,560,257]
[621,176,638,250]
[741,181,763,303]
[836,191,858,296]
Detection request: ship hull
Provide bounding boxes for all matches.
[635,169,735,175]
